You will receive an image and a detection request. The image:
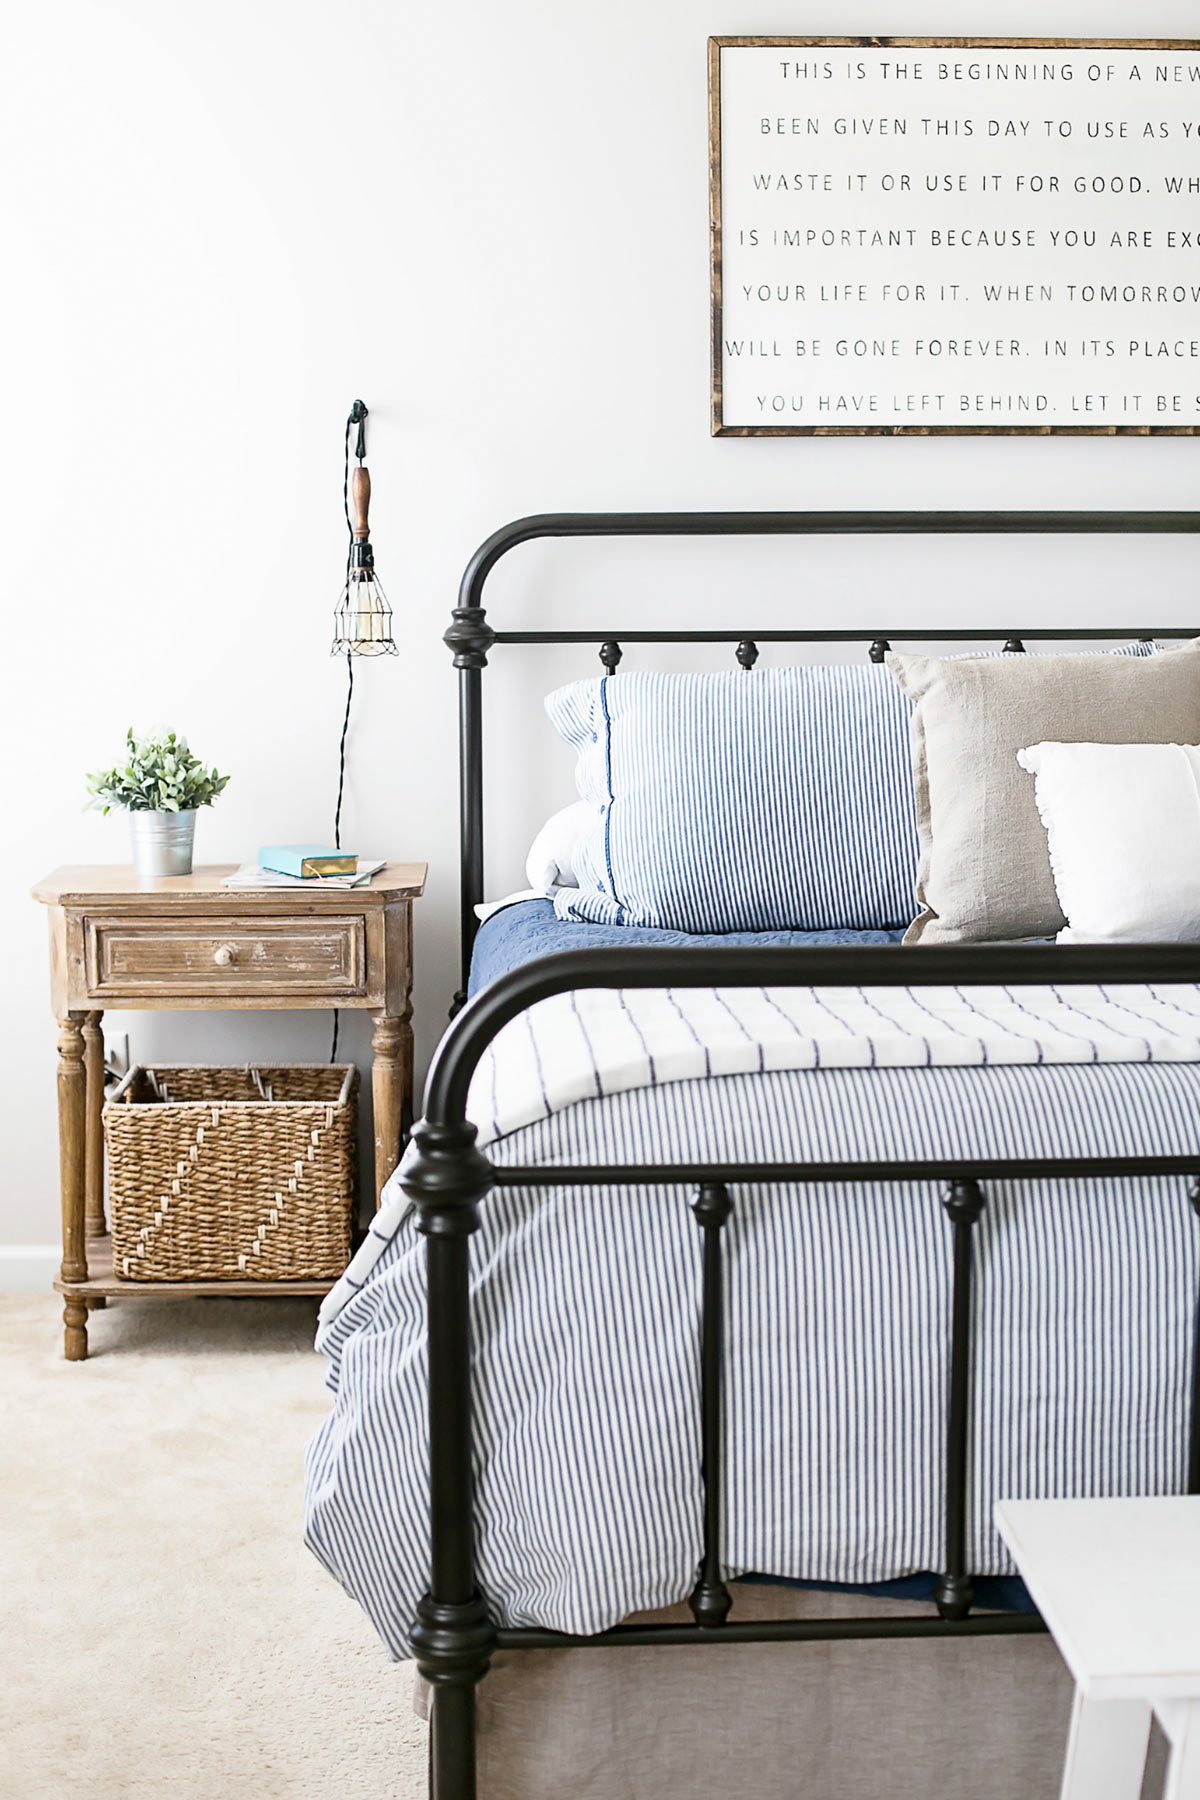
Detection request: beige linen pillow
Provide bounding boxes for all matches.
[886,642,1200,944]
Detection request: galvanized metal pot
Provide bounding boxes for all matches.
[129,808,197,881]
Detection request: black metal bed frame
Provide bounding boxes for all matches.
[405,511,1200,1800]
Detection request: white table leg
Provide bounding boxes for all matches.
[1060,1690,1152,1800]
[1155,1700,1200,1800]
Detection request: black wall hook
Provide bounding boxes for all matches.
[349,398,368,462]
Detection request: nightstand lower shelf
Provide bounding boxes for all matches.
[54,1236,336,1300]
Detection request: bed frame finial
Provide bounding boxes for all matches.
[445,607,496,670]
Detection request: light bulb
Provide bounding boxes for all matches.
[332,569,397,658]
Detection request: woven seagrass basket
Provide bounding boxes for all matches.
[104,1064,358,1282]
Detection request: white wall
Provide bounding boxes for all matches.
[2,0,1197,1254]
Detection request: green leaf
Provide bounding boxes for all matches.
[85,729,230,813]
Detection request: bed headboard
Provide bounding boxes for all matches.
[445,510,1200,1003]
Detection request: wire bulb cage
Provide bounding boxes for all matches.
[332,565,397,657]
[331,446,397,658]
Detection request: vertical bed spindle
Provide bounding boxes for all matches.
[689,1181,734,1628]
[1188,1179,1200,1495]
[934,1177,986,1622]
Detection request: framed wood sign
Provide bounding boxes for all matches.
[710,37,1200,434]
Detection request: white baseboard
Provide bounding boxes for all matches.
[0,1246,61,1291]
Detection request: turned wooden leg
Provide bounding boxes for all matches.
[57,1013,89,1361]
[372,1012,403,1209]
[63,1296,89,1362]
[83,1009,106,1240]
[398,997,414,1141]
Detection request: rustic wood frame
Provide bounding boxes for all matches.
[709,37,1200,437]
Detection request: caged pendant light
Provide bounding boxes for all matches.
[331,399,397,657]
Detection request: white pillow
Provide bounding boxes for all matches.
[1016,741,1200,943]
[524,801,593,892]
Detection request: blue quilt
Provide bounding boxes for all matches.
[469,897,903,995]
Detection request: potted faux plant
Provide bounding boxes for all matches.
[87,729,230,880]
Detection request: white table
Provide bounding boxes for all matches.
[996,1497,1200,1800]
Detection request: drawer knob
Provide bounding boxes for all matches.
[213,943,239,968]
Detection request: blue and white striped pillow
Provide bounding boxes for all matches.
[546,648,1159,935]
[545,665,921,933]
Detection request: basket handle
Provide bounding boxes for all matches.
[107,1065,142,1106]
[248,1066,275,1103]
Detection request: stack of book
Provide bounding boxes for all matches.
[222,845,386,891]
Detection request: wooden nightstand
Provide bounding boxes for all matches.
[31,862,427,1359]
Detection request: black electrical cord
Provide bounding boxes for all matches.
[333,656,354,853]
[331,401,367,1062]
[334,400,365,849]
[329,656,352,1062]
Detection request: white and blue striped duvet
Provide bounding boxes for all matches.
[305,975,1200,1660]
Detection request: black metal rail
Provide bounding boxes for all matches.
[490,1156,1200,1185]
[496,1612,1049,1651]
[413,510,1200,1800]
[494,627,1175,646]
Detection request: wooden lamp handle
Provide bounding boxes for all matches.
[350,465,371,541]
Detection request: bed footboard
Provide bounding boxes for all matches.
[402,941,1200,1800]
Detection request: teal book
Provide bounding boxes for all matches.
[258,843,358,879]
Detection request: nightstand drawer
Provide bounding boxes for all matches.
[82,915,367,998]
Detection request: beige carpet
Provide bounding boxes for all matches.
[0,1293,425,1800]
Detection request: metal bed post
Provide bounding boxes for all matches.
[405,1115,498,1800]
[443,606,494,1013]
